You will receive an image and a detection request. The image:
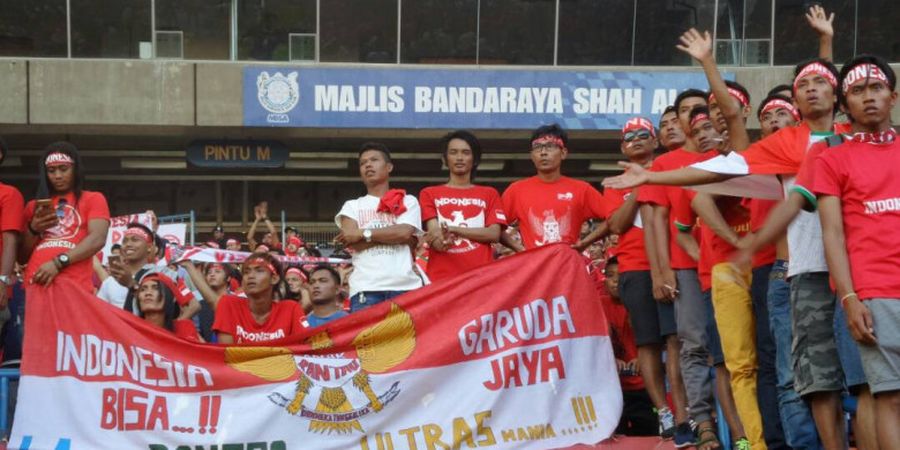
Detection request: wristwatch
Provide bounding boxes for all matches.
[363,229,373,243]
[56,254,71,268]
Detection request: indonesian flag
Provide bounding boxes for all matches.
[10,245,621,449]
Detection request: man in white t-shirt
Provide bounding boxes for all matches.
[334,142,423,312]
[98,223,158,309]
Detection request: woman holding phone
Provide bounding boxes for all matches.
[20,142,110,292]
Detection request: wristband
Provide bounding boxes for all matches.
[840,292,858,308]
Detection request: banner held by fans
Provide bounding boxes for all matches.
[11,245,621,449]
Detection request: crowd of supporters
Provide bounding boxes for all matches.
[0,4,898,449]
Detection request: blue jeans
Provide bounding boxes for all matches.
[350,290,406,313]
[752,264,787,450]
[767,261,822,450]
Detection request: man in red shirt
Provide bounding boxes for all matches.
[420,130,506,282]
[606,117,690,442]
[814,55,899,449]
[658,106,686,152]
[501,124,608,252]
[213,253,306,344]
[0,138,24,312]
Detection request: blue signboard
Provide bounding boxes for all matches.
[243,67,718,130]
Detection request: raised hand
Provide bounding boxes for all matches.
[602,161,650,190]
[676,28,713,63]
[805,4,834,37]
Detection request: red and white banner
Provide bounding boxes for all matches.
[10,245,621,449]
[103,213,187,263]
[172,246,349,266]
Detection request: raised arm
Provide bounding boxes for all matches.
[805,4,834,62]
[603,162,732,190]
[180,261,224,311]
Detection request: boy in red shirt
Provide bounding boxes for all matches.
[420,131,506,282]
[213,253,306,344]
[814,55,899,448]
[501,124,608,252]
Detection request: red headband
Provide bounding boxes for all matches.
[45,152,74,167]
[288,236,304,247]
[760,99,801,122]
[621,117,656,138]
[530,135,565,150]
[842,63,890,94]
[690,112,711,129]
[709,87,749,107]
[140,273,194,306]
[124,227,153,244]
[285,267,308,282]
[208,263,226,272]
[794,62,838,90]
[245,258,278,276]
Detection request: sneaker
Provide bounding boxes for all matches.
[734,437,751,450]
[674,422,696,448]
[657,407,676,439]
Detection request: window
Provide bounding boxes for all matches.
[856,1,900,62]
[70,0,151,58]
[478,0,555,65]
[320,0,397,63]
[774,0,853,66]
[400,0,477,64]
[156,0,230,60]
[557,0,634,65]
[0,0,67,57]
[633,0,716,65]
[238,0,316,61]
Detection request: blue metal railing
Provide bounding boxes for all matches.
[0,368,20,436]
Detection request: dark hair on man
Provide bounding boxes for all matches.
[674,89,708,114]
[530,123,568,148]
[358,142,392,163]
[756,93,795,120]
[310,264,342,285]
[724,80,751,106]
[126,222,156,241]
[36,141,85,202]
[137,276,180,332]
[659,105,677,125]
[440,130,482,168]
[688,106,712,126]
[243,252,284,279]
[603,256,619,276]
[767,84,793,98]
[837,54,897,109]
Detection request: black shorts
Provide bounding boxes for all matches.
[619,270,677,346]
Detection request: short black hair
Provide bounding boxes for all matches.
[358,142,392,163]
[659,105,677,125]
[757,93,794,120]
[767,84,793,97]
[674,89,708,114]
[110,243,122,251]
[603,256,619,276]
[310,264,342,285]
[837,54,897,109]
[440,130,482,168]
[724,80,750,106]
[688,106,712,126]
[530,123,568,148]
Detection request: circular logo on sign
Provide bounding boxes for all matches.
[257,71,300,114]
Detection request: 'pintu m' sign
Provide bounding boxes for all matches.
[187,140,288,168]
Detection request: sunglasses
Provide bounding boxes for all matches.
[623,129,652,143]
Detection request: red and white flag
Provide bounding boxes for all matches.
[11,244,621,449]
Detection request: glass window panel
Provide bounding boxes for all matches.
[320,0,397,63]
[716,0,744,40]
[633,0,716,65]
[290,34,317,61]
[400,0,477,64]
[0,0,67,57]
[238,0,316,61]
[557,0,633,65]
[156,0,230,60]
[744,0,772,39]
[774,0,853,65]
[71,0,152,58]
[478,0,555,65]
[155,31,183,59]
[856,1,900,62]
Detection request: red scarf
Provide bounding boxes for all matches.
[377,189,408,216]
[850,129,896,145]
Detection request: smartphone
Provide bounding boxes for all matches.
[35,198,52,213]
[108,254,121,266]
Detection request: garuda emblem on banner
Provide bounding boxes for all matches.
[225,303,415,434]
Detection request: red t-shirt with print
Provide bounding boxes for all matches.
[419,184,507,281]
[23,191,110,293]
[812,139,900,300]
[637,148,717,269]
[501,176,607,250]
[213,295,307,343]
[603,187,649,272]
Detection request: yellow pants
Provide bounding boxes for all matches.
[711,262,766,450]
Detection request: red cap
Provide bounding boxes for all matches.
[621,117,656,138]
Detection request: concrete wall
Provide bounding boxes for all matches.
[1,59,898,129]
